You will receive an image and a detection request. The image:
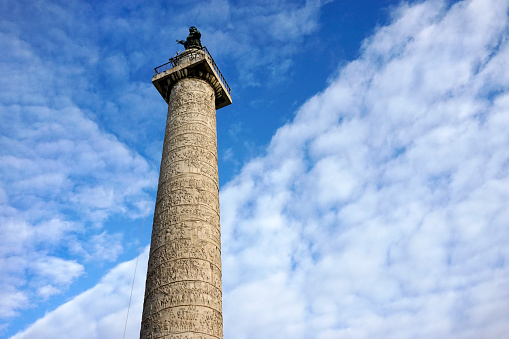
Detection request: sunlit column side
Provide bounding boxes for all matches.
[141,48,231,339]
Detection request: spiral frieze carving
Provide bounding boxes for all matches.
[141,77,222,339]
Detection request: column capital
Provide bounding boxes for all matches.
[152,48,232,110]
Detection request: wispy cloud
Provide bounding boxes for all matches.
[0,26,152,323]
[198,0,329,86]
[10,248,149,339]
[220,0,509,337]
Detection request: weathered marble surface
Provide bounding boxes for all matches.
[140,77,222,339]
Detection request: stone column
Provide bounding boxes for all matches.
[141,49,231,339]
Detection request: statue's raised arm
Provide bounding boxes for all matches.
[176,26,202,50]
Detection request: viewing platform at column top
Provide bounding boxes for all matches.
[152,47,232,110]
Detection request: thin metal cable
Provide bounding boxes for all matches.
[122,142,161,339]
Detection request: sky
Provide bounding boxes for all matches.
[1,0,509,338]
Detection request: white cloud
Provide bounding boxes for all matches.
[36,285,61,300]
[0,287,28,319]
[31,257,84,286]
[0,28,152,322]
[201,0,328,85]
[10,248,148,339]
[86,231,124,262]
[219,0,509,337]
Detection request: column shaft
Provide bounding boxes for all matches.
[141,77,222,339]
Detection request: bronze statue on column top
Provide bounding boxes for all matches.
[176,26,203,50]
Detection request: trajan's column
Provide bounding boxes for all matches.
[140,27,231,339]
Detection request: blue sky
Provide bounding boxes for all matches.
[1,0,509,338]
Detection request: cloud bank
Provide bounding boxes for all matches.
[10,248,148,339]
[0,11,152,325]
[222,0,509,337]
[9,0,509,338]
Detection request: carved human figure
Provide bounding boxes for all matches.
[141,77,222,339]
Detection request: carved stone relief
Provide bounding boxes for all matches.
[141,77,223,339]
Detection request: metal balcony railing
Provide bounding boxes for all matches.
[202,47,231,96]
[153,47,231,96]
